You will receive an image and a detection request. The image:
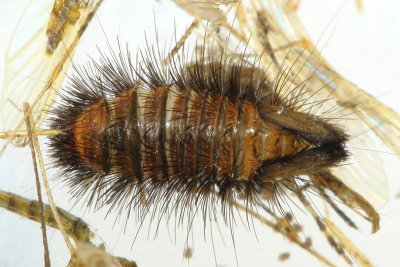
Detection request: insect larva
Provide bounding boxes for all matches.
[0,1,398,264]
[48,43,352,223]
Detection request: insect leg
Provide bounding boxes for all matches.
[310,172,380,233]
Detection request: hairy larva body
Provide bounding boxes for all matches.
[0,1,400,267]
[48,45,352,226]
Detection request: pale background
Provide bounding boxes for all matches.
[0,0,399,266]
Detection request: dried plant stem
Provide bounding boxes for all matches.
[24,105,51,267]
[325,218,372,267]
[0,129,62,139]
[23,103,76,259]
[229,199,337,267]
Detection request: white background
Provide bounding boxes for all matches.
[0,0,399,266]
